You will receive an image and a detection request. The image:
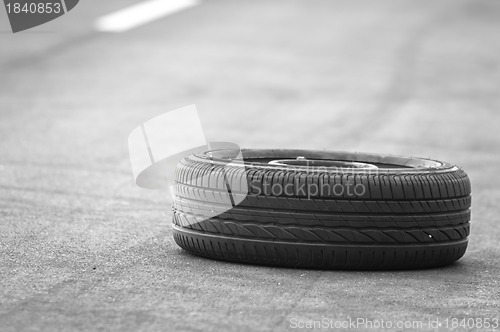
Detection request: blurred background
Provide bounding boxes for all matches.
[1,0,499,330]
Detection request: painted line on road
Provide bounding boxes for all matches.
[95,0,200,33]
[60,0,68,13]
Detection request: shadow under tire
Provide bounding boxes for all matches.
[172,149,472,270]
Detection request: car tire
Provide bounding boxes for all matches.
[172,149,471,270]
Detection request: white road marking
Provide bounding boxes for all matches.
[95,0,200,33]
[60,0,68,13]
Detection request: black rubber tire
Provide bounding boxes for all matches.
[172,149,472,270]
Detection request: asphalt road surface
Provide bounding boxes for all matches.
[1,0,500,331]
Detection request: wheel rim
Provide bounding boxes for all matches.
[198,149,453,173]
[268,157,378,169]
